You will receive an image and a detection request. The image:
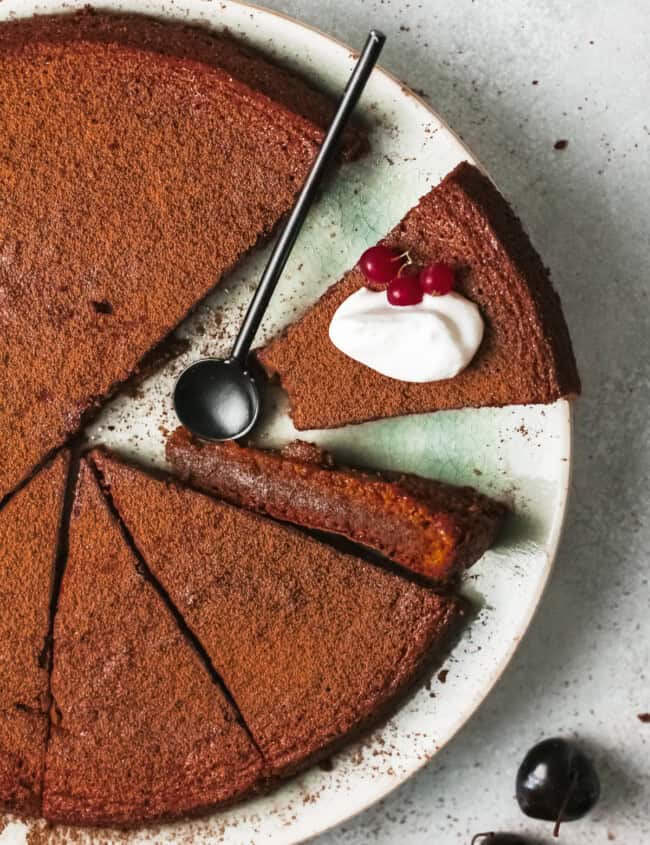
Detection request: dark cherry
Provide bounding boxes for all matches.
[471,834,531,845]
[358,244,401,286]
[516,738,600,836]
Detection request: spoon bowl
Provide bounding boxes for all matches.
[173,358,260,441]
[173,30,385,441]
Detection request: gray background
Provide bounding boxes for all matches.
[261,1,650,842]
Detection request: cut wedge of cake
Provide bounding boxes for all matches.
[166,427,507,582]
[92,450,467,778]
[0,28,324,501]
[0,451,69,816]
[258,161,580,429]
[43,461,262,826]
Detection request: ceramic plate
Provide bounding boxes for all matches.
[0,1,572,842]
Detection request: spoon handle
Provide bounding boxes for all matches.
[231,29,386,366]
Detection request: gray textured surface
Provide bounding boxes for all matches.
[259,1,650,842]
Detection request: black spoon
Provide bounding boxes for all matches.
[173,30,385,441]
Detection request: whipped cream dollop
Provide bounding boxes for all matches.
[329,288,484,383]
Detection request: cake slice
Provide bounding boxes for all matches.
[258,161,581,429]
[0,32,323,502]
[0,451,69,816]
[166,427,507,582]
[92,450,467,778]
[43,461,262,826]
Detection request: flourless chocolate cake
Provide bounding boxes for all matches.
[0,452,69,816]
[43,461,262,826]
[0,8,366,160]
[166,427,507,582]
[259,162,581,429]
[0,26,324,501]
[92,450,467,778]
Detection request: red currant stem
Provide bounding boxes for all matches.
[471,834,494,845]
[553,771,579,838]
[389,249,414,275]
[395,254,416,277]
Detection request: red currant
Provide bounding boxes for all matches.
[387,274,423,306]
[419,262,455,295]
[358,245,401,285]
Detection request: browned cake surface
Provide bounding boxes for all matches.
[259,161,581,429]
[43,461,262,827]
[0,8,366,159]
[0,32,321,501]
[166,427,507,582]
[92,450,467,778]
[0,452,69,816]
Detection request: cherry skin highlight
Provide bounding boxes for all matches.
[387,274,423,306]
[516,738,600,837]
[358,245,401,285]
[419,262,455,295]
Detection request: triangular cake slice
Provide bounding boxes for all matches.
[166,427,507,583]
[258,161,580,429]
[0,451,69,816]
[0,31,324,501]
[92,450,467,778]
[43,461,262,826]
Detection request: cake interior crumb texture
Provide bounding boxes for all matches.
[166,428,508,583]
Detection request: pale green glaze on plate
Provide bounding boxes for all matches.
[0,1,572,843]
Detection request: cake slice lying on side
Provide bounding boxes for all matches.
[92,450,467,778]
[258,161,580,430]
[43,461,262,827]
[0,452,69,816]
[166,427,507,583]
[0,31,324,502]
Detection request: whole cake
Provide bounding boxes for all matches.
[0,452,69,816]
[259,161,581,429]
[166,427,507,582]
[43,460,262,826]
[0,16,329,502]
[92,450,467,778]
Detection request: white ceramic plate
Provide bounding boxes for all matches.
[0,2,572,843]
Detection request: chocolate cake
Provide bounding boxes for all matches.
[258,161,581,429]
[0,27,325,502]
[0,452,69,816]
[43,461,262,826]
[166,427,507,582]
[91,450,467,777]
[0,8,366,160]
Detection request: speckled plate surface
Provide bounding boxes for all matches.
[0,1,572,843]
